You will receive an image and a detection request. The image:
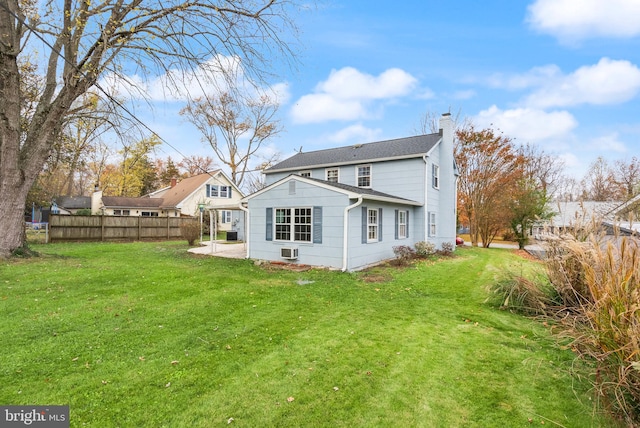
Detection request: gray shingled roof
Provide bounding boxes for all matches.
[54,196,91,209]
[266,133,441,173]
[305,177,418,204]
[101,196,164,209]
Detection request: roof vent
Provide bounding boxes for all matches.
[353,144,363,149]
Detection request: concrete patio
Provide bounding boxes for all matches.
[187,241,246,259]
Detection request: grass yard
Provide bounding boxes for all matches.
[0,242,617,427]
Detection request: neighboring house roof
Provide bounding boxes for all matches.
[245,174,422,206]
[265,133,442,173]
[54,196,91,209]
[548,201,621,227]
[159,170,221,209]
[101,196,164,209]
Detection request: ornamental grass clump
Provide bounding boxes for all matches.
[542,228,640,425]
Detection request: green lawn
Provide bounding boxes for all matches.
[0,242,616,427]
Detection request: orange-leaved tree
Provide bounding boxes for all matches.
[455,125,525,247]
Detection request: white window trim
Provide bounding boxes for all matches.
[325,168,339,183]
[367,208,378,242]
[398,210,407,239]
[357,164,372,188]
[221,210,232,224]
[432,164,440,189]
[298,170,312,178]
[429,212,437,237]
[274,207,313,243]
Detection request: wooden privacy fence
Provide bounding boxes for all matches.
[49,215,198,243]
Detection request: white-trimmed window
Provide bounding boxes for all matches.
[367,209,378,242]
[357,164,371,188]
[275,207,312,242]
[299,171,311,177]
[398,210,407,239]
[432,164,440,189]
[113,209,130,216]
[141,211,159,217]
[207,185,233,198]
[221,210,232,224]
[326,168,339,183]
[428,212,437,237]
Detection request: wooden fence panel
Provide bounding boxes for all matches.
[49,215,197,243]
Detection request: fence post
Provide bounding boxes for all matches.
[101,215,105,242]
[138,216,141,241]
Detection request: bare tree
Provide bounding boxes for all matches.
[611,156,640,199]
[518,143,565,198]
[180,91,282,189]
[582,157,616,201]
[0,0,301,257]
[178,155,218,176]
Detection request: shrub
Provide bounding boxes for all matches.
[75,208,92,216]
[179,220,200,246]
[414,241,436,257]
[392,245,415,266]
[440,241,454,255]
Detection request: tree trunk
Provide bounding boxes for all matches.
[0,182,32,257]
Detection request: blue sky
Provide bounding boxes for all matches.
[124,0,640,181]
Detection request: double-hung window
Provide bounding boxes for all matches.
[367,209,378,242]
[432,164,440,189]
[428,212,437,237]
[299,171,311,178]
[357,165,371,188]
[221,210,232,224]
[326,168,339,183]
[207,184,232,198]
[275,208,312,242]
[398,210,407,239]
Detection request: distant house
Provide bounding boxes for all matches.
[535,199,640,237]
[241,113,458,271]
[91,170,245,233]
[52,196,91,214]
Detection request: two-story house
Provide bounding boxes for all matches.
[242,113,458,271]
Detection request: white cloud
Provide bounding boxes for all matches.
[327,124,383,144]
[291,94,367,123]
[527,0,640,42]
[474,105,577,143]
[316,67,417,100]
[524,58,640,108]
[290,67,418,124]
[452,89,476,100]
[487,65,561,90]
[587,132,627,153]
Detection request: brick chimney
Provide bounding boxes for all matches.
[170,178,177,188]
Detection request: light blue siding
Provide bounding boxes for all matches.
[248,179,347,269]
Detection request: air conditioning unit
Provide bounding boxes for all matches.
[280,247,299,260]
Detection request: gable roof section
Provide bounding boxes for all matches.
[54,196,91,209]
[159,170,220,208]
[265,133,441,173]
[245,174,422,206]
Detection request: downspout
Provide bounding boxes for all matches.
[239,202,250,259]
[342,196,364,272]
[423,155,429,242]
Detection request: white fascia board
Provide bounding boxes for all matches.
[264,153,431,175]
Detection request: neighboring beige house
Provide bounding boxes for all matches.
[91,170,245,232]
